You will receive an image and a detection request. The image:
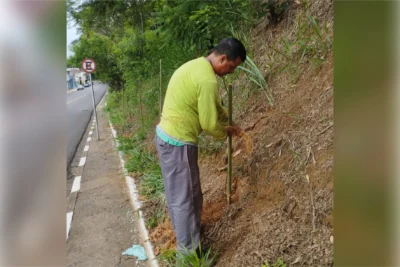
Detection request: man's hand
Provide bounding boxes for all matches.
[225,125,243,137]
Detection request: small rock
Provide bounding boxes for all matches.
[330,235,333,244]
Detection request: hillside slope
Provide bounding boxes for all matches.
[150,1,333,266]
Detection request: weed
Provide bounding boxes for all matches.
[296,9,331,67]
[144,216,156,229]
[238,56,274,106]
[262,258,287,267]
[284,112,302,121]
[198,134,225,155]
[114,136,133,152]
[290,149,302,165]
[159,249,177,265]
[140,168,164,198]
[160,244,216,267]
[125,148,145,173]
[143,192,166,229]
[263,3,332,84]
[175,248,215,267]
[106,105,167,228]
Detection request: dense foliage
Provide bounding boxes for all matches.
[67,0,256,93]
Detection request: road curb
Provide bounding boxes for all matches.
[106,100,159,267]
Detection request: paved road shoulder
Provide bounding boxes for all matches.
[67,97,147,267]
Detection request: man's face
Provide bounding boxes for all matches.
[214,55,242,77]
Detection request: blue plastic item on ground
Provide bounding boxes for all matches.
[122,245,148,261]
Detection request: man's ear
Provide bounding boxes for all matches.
[219,55,227,64]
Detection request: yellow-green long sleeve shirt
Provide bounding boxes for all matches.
[158,57,228,145]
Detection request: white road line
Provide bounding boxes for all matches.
[79,157,86,166]
[87,137,91,142]
[91,126,94,130]
[66,212,73,239]
[84,145,89,152]
[67,94,87,104]
[71,176,81,193]
[89,131,93,135]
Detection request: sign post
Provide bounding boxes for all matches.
[82,58,99,140]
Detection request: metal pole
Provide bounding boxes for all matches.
[89,73,100,140]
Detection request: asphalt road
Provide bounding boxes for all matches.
[67,82,107,168]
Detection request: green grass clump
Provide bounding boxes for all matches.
[198,134,225,155]
[160,244,216,267]
[262,258,287,267]
[238,55,273,106]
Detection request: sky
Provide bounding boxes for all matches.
[67,24,79,58]
[66,0,82,59]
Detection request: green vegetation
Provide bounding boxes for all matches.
[67,0,264,229]
[67,0,331,234]
[198,134,225,155]
[265,2,332,85]
[111,132,166,228]
[160,244,216,267]
[238,56,272,106]
[262,258,287,267]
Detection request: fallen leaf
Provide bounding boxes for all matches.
[266,142,274,148]
[218,165,228,172]
[291,256,302,264]
[233,149,242,157]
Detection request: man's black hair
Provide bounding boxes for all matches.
[209,38,247,62]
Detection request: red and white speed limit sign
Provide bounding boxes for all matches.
[82,58,96,73]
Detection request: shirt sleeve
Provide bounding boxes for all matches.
[197,80,227,140]
[217,99,229,126]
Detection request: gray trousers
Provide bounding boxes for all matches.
[155,136,202,253]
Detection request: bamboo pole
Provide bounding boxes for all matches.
[122,87,125,113]
[127,88,132,119]
[159,59,162,115]
[227,84,233,204]
[139,80,144,128]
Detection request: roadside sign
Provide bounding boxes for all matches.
[82,58,96,73]
[81,57,100,140]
